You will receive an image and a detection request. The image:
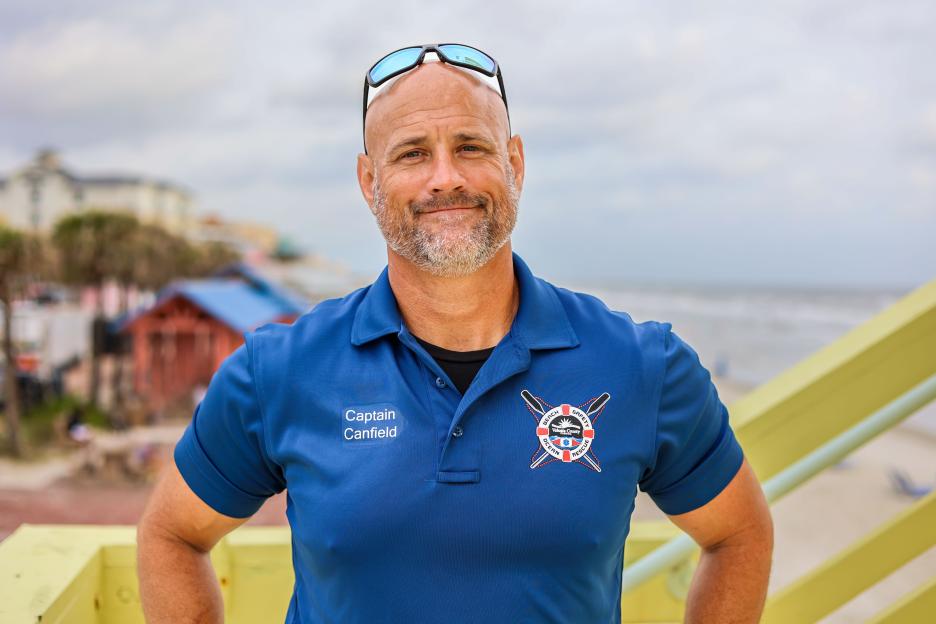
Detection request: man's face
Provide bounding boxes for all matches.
[358,62,525,277]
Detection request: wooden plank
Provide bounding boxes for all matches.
[225,528,293,624]
[866,573,936,624]
[621,521,693,623]
[0,525,134,624]
[624,277,936,622]
[764,490,936,623]
[730,278,936,481]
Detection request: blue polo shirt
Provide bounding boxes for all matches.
[175,253,744,624]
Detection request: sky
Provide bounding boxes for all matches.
[1,0,934,289]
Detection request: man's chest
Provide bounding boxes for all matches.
[261,350,659,571]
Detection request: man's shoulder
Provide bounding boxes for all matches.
[545,278,668,348]
[248,284,370,354]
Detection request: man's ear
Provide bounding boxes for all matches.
[357,153,377,215]
[507,134,525,193]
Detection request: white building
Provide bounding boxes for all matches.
[0,149,194,236]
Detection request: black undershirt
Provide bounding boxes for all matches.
[414,336,495,395]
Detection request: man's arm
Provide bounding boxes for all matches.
[666,458,774,624]
[137,459,249,624]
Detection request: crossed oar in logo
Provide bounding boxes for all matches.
[521,390,611,472]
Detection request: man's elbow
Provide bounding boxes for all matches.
[746,483,774,559]
[706,498,774,565]
[138,510,211,559]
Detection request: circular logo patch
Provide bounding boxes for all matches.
[535,403,595,463]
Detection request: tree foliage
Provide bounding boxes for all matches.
[0,226,27,279]
[50,210,241,413]
[0,225,29,456]
[52,211,140,292]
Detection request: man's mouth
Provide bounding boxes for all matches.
[412,193,488,215]
[419,204,481,214]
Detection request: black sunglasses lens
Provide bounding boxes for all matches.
[369,47,423,85]
[437,44,496,74]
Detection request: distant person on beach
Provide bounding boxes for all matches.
[66,406,93,445]
[138,44,773,623]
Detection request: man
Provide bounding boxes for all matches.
[138,44,773,623]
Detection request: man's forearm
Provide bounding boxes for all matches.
[683,536,772,623]
[137,524,224,624]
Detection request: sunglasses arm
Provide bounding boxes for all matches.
[496,69,511,138]
[362,79,371,155]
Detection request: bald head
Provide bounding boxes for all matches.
[355,56,526,277]
[363,62,511,159]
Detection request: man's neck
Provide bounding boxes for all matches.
[387,245,519,352]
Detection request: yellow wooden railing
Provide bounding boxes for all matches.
[867,573,936,624]
[622,281,936,624]
[621,276,936,622]
[1,277,935,623]
[765,490,936,622]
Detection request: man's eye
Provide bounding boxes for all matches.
[460,145,481,152]
[401,150,423,159]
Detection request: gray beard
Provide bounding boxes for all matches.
[371,165,519,277]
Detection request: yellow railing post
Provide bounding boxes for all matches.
[732,277,936,481]
[0,525,295,624]
[866,574,936,624]
[623,276,936,622]
[763,490,936,623]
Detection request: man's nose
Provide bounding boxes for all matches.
[427,149,466,193]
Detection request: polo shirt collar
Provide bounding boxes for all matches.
[510,253,579,350]
[350,265,401,345]
[350,252,579,351]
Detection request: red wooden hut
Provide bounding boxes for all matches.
[121,265,308,413]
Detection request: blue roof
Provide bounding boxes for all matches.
[118,264,311,334]
[111,278,305,333]
[167,280,296,332]
[213,262,309,315]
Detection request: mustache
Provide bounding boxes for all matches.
[411,192,488,214]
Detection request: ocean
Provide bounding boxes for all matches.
[577,283,903,387]
[569,281,936,435]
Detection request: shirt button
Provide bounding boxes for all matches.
[435,377,446,388]
[452,426,464,438]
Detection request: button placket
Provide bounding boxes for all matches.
[414,355,480,483]
[397,327,531,484]
[404,343,463,471]
[397,330,465,482]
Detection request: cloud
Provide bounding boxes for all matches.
[0,0,934,287]
[0,5,240,143]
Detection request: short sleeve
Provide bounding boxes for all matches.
[174,337,285,518]
[638,323,744,515]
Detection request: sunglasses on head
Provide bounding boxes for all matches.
[362,43,510,153]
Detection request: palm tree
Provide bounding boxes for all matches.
[108,224,239,419]
[192,241,241,276]
[132,224,196,290]
[0,226,29,456]
[107,220,146,424]
[109,222,191,420]
[52,211,138,409]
